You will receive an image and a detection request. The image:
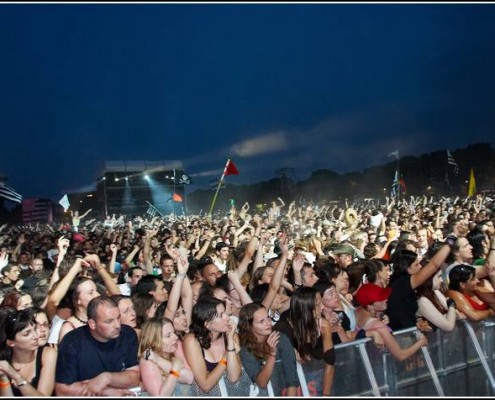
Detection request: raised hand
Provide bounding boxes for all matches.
[58,236,70,257]
[165,243,179,261]
[292,253,305,273]
[266,331,280,357]
[177,256,190,275]
[226,318,238,343]
[0,251,9,271]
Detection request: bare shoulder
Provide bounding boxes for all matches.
[446,289,463,301]
[183,332,198,347]
[42,345,58,365]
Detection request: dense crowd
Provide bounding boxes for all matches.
[1,193,495,396]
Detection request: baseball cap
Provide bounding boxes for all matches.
[332,244,356,257]
[354,283,392,307]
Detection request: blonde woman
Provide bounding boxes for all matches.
[139,318,193,396]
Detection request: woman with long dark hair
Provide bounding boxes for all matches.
[416,270,459,331]
[274,287,334,396]
[386,242,451,331]
[238,302,298,396]
[0,308,57,396]
[447,264,495,321]
[183,296,250,396]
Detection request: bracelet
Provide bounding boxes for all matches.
[169,370,180,378]
[219,358,228,366]
[176,273,186,278]
[0,381,11,388]
[491,248,495,251]
[227,348,236,352]
[254,235,261,240]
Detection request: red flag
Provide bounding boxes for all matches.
[225,159,239,176]
[172,193,183,202]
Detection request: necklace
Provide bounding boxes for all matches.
[74,314,88,325]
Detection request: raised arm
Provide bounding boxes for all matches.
[261,235,289,311]
[480,234,495,283]
[108,244,118,275]
[235,214,262,279]
[45,258,84,321]
[125,244,141,266]
[164,256,189,320]
[249,232,268,290]
[85,254,120,295]
[47,236,70,294]
[142,229,156,275]
[411,243,451,290]
[291,253,305,288]
[79,208,92,219]
[228,270,252,306]
[194,230,214,260]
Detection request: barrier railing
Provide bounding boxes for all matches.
[165,318,495,396]
[293,317,495,396]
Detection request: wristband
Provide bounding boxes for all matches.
[254,235,261,240]
[169,370,180,378]
[227,348,236,352]
[446,299,457,309]
[490,248,495,251]
[445,236,457,249]
[220,358,228,366]
[176,273,186,278]
[0,381,11,388]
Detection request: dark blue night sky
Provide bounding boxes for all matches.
[1,3,495,201]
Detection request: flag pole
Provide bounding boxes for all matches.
[208,159,230,219]
[173,168,176,216]
[396,153,400,203]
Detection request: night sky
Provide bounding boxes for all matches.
[1,3,495,202]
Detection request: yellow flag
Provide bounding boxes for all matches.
[468,168,476,197]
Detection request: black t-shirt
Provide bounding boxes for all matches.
[386,275,418,331]
[56,324,138,384]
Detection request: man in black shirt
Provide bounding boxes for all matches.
[55,295,140,396]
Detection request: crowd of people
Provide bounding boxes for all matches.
[0,192,495,396]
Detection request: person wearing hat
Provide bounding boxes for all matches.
[331,244,356,269]
[354,283,427,361]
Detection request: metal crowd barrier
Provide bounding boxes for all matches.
[292,317,495,397]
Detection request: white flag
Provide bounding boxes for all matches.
[58,194,70,211]
[388,150,399,160]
